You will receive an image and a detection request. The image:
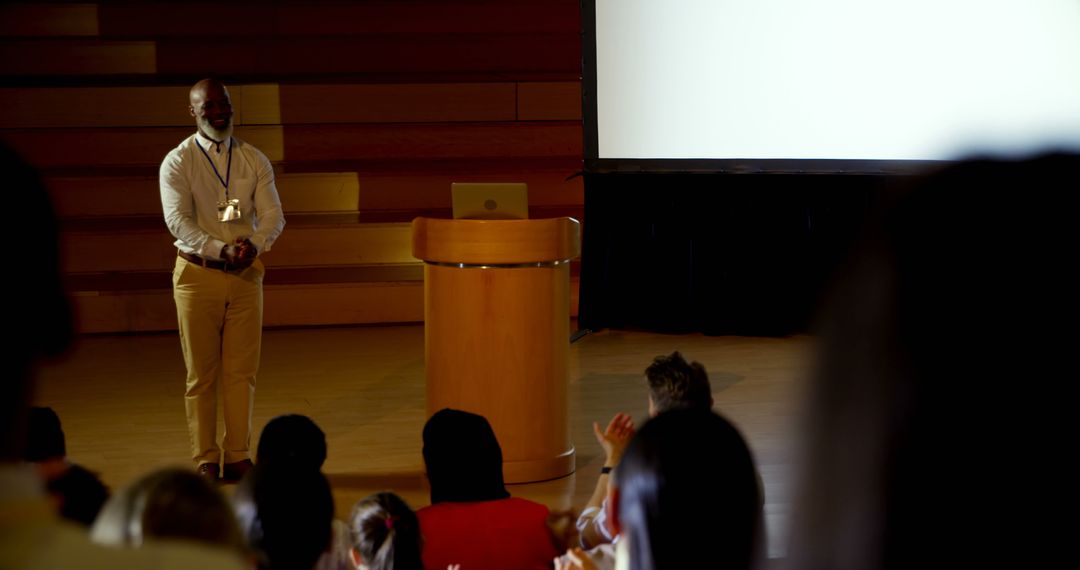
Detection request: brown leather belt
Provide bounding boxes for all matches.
[178,250,231,271]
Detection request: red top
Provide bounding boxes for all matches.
[418,497,559,570]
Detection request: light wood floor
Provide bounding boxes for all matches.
[32,323,814,558]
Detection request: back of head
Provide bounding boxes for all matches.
[46,463,109,527]
[788,152,1079,569]
[91,467,245,552]
[234,463,335,570]
[23,406,66,461]
[256,414,328,470]
[349,492,424,570]
[616,409,761,570]
[422,408,510,504]
[644,351,713,413]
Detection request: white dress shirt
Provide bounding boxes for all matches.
[160,131,285,260]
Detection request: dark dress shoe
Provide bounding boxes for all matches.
[222,459,254,482]
[197,462,220,481]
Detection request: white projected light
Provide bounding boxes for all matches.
[591,0,1080,164]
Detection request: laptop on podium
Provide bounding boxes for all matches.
[451,182,529,220]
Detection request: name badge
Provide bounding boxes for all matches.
[217,198,242,222]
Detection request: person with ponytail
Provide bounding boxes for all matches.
[348,492,425,570]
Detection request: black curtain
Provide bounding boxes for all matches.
[578,172,885,336]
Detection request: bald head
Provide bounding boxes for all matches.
[189,78,233,141]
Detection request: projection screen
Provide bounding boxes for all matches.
[583,0,1080,173]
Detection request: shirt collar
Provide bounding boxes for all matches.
[195,130,232,154]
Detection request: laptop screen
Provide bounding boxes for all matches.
[451,183,529,220]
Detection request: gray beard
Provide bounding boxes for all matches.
[198,118,233,143]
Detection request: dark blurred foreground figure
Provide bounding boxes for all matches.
[786,152,1079,569]
[256,413,352,570]
[24,405,110,527]
[418,408,559,570]
[0,141,246,568]
[580,409,762,570]
[234,463,336,570]
[90,467,246,554]
[257,413,329,469]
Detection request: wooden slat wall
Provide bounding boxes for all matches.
[0,4,99,37]
[1,0,583,333]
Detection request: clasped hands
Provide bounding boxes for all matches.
[221,237,257,269]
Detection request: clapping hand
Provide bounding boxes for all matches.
[593,412,635,468]
[555,547,599,570]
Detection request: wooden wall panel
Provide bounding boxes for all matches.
[0,126,284,168]
[0,86,189,128]
[0,40,155,75]
[47,172,361,218]
[281,122,581,163]
[0,82,578,128]
[98,2,578,37]
[279,83,517,124]
[60,223,416,273]
[97,3,273,37]
[70,290,179,334]
[71,278,577,333]
[46,170,577,220]
[357,171,582,211]
[268,224,416,266]
[47,176,160,218]
[0,4,99,37]
[264,283,425,327]
[518,82,581,121]
[154,35,579,77]
[2,123,576,171]
[274,2,579,36]
[71,281,433,332]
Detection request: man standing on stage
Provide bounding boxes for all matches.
[160,78,285,482]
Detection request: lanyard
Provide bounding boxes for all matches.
[196,137,233,197]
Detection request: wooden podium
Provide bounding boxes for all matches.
[411,217,581,483]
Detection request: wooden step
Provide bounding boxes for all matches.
[59,208,584,275]
[72,281,426,333]
[70,275,579,333]
[0,81,580,128]
[47,172,363,217]
[94,1,578,37]
[1,122,581,169]
[46,170,582,218]
[0,4,99,37]
[0,34,579,80]
[59,217,416,273]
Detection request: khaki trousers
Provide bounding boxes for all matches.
[172,256,264,465]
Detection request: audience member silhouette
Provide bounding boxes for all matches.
[22,405,109,527]
[563,409,762,570]
[46,464,109,527]
[234,463,336,570]
[348,491,424,570]
[23,406,66,469]
[255,413,351,570]
[785,152,1079,569]
[418,408,559,570]
[257,413,329,469]
[90,467,246,554]
[576,350,716,552]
